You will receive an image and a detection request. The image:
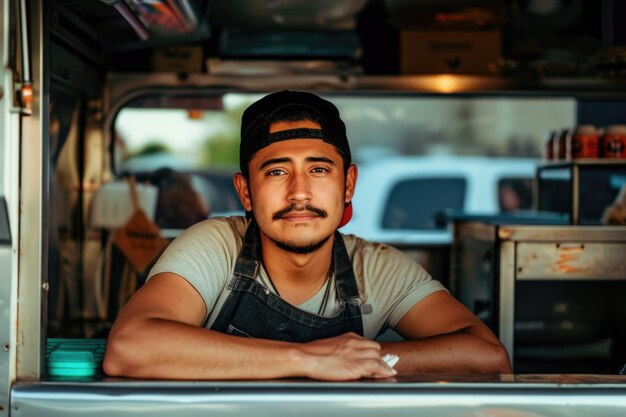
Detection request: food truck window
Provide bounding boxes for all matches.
[45,93,578,342]
[111,93,576,231]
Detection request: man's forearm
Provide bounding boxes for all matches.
[104,320,396,381]
[104,317,307,380]
[381,327,512,375]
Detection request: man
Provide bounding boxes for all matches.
[104,91,511,380]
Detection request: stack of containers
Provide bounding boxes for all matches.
[545,125,626,161]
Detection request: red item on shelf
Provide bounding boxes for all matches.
[571,125,599,159]
[557,128,570,160]
[600,125,626,159]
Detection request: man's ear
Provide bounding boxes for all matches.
[233,173,253,212]
[345,164,358,203]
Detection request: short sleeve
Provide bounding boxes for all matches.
[147,217,246,317]
[358,241,447,330]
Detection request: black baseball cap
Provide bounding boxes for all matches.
[239,90,351,174]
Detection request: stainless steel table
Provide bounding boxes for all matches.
[11,374,626,417]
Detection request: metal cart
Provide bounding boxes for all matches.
[453,222,626,373]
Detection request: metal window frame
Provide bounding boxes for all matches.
[14,0,48,384]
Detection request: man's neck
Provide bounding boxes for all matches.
[260,233,334,305]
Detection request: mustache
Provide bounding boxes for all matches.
[272,204,328,221]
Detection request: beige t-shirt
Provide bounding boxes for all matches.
[148,216,446,339]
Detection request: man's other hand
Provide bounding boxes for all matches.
[297,332,397,381]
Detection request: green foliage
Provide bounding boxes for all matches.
[199,100,252,167]
[133,142,171,156]
[201,133,239,166]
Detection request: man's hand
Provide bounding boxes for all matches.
[298,333,397,381]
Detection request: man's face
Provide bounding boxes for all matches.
[234,120,357,254]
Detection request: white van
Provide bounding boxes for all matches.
[342,156,537,244]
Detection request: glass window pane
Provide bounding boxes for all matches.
[382,178,466,230]
[113,93,575,233]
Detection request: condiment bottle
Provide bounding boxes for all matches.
[571,125,599,159]
[600,125,626,158]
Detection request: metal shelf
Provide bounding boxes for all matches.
[536,161,626,224]
[540,159,626,168]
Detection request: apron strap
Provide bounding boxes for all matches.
[332,231,361,302]
[233,219,261,279]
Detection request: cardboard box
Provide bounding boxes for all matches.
[153,46,203,73]
[401,30,501,75]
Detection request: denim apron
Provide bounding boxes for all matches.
[210,220,364,342]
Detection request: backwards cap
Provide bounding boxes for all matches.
[239,90,351,173]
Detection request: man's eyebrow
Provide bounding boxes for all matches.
[259,156,336,170]
[259,157,291,170]
[306,156,336,165]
